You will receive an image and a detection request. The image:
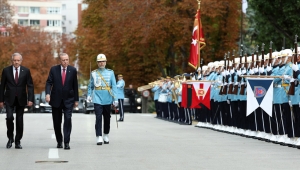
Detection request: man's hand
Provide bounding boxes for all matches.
[45,94,50,103]
[0,102,4,108]
[28,101,33,107]
[74,101,78,107]
[113,101,118,107]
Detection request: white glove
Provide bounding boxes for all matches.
[283,75,291,80]
[253,67,258,73]
[230,69,234,74]
[290,78,295,82]
[87,96,92,102]
[241,82,245,85]
[266,66,272,72]
[236,70,241,76]
[226,70,230,75]
[259,67,264,73]
[223,82,228,86]
[242,70,246,74]
[292,64,299,72]
[221,72,226,77]
[289,101,292,107]
[234,82,239,85]
[227,100,230,104]
[113,101,118,107]
[249,69,254,75]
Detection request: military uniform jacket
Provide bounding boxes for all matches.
[87,68,117,105]
[116,79,125,99]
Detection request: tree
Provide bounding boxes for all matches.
[246,0,300,51]
[0,0,12,27]
[71,0,240,87]
[0,25,58,93]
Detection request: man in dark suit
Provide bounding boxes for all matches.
[0,53,34,149]
[45,53,79,150]
[126,84,137,113]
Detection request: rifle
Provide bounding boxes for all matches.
[219,53,227,95]
[221,52,230,95]
[261,43,265,67]
[267,41,273,75]
[240,47,246,95]
[228,50,235,94]
[288,35,298,95]
[269,41,273,67]
[256,45,260,68]
[233,49,241,95]
[251,51,255,69]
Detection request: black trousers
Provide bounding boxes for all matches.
[231,101,239,127]
[118,99,124,119]
[52,100,73,144]
[293,105,300,137]
[238,100,247,130]
[94,104,111,136]
[129,98,136,113]
[6,97,25,144]
[154,100,162,117]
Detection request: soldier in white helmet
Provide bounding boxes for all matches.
[87,54,118,145]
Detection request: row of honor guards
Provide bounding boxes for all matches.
[150,47,300,148]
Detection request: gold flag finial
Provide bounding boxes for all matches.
[197,0,201,9]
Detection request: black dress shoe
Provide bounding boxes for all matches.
[6,139,14,149]
[64,143,70,150]
[57,143,63,148]
[15,143,22,149]
[118,119,123,122]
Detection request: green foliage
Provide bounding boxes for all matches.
[245,0,300,52]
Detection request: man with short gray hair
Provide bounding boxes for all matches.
[0,53,34,149]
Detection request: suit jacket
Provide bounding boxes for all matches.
[0,65,34,106]
[45,65,79,108]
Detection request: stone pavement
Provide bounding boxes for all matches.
[0,113,300,170]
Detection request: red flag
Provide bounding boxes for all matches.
[181,83,187,108]
[188,9,206,69]
[181,81,211,109]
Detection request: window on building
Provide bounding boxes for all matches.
[18,19,28,26]
[62,15,66,20]
[30,20,40,26]
[69,20,72,24]
[62,4,66,10]
[47,20,61,27]
[30,7,40,14]
[47,7,60,14]
[18,7,29,13]
[63,27,66,33]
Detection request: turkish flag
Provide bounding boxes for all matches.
[188,9,206,70]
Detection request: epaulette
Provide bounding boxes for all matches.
[92,69,97,72]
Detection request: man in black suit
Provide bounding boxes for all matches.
[45,53,79,150]
[0,53,34,149]
[126,84,137,113]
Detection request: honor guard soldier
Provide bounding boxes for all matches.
[116,74,125,121]
[87,54,118,145]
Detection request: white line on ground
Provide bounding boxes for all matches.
[48,148,59,159]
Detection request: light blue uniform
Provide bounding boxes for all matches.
[116,79,125,99]
[151,85,161,101]
[87,68,118,105]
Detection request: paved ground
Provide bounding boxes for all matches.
[0,113,300,170]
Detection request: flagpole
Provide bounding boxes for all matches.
[197,0,201,69]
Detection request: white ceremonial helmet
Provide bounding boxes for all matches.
[96,54,107,61]
[202,65,208,71]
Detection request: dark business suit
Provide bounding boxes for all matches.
[45,65,79,144]
[0,65,34,144]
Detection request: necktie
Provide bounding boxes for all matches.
[15,68,18,84]
[62,68,66,85]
